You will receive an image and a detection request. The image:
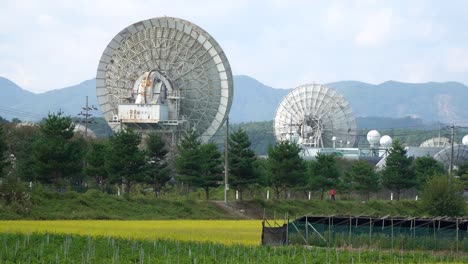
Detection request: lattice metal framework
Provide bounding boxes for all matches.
[434,145,468,170]
[96,17,233,142]
[419,137,451,147]
[274,84,356,148]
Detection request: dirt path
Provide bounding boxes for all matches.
[211,201,255,219]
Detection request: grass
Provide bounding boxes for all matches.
[0,189,236,220]
[1,233,467,263]
[0,187,437,220]
[246,198,426,219]
[0,220,261,245]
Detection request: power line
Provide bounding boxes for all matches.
[0,106,47,120]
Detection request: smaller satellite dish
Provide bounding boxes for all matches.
[420,137,450,147]
[380,135,393,148]
[112,115,119,122]
[367,130,381,145]
[463,135,468,146]
[434,145,468,170]
[274,84,357,148]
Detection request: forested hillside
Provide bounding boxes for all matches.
[212,118,467,155]
[1,75,467,124]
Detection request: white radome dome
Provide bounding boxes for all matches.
[74,124,97,138]
[463,135,468,146]
[367,130,381,145]
[380,135,393,148]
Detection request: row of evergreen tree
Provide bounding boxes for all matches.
[0,113,467,204]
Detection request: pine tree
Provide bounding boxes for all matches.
[176,130,202,187]
[105,129,145,194]
[176,131,222,200]
[144,132,170,197]
[229,128,257,200]
[348,160,380,200]
[267,141,305,199]
[32,112,85,188]
[413,156,445,189]
[84,140,108,191]
[0,125,8,178]
[198,143,223,200]
[309,153,340,200]
[381,140,416,200]
[8,125,38,182]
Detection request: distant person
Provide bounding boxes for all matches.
[330,188,336,201]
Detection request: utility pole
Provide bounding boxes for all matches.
[438,121,441,146]
[78,96,98,138]
[224,116,229,204]
[449,124,455,182]
[85,96,89,137]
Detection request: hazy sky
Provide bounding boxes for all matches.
[1,0,468,93]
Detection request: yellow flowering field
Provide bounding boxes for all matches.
[0,220,262,245]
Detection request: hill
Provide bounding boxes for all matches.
[0,75,467,124]
[230,75,289,122]
[328,80,468,123]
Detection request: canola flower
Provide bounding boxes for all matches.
[0,220,261,245]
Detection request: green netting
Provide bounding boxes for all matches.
[288,220,468,251]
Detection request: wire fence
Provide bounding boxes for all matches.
[285,215,468,251]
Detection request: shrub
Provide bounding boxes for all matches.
[421,175,465,216]
[0,175,32,214]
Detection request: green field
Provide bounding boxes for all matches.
[1,233,467,263]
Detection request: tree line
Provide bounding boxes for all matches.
[0,113,466,215]
[0,113,260,200]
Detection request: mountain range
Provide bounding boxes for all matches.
[0,75,467,125]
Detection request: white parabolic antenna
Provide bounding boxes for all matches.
[96,17,233,143]
[433,145,468,170]
[274,84,357,148]
[420,137,450,148]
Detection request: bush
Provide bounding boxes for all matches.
[421,175,465,216]
[0,176,32,214]
[84,189,104,199]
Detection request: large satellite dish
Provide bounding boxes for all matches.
[274,84,356,148]
[96,17,233,143]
